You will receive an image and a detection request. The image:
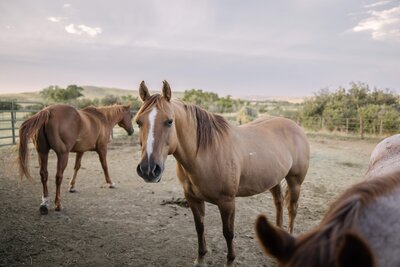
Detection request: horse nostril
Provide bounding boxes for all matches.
[136,164,143,177]
[152,164,162,178]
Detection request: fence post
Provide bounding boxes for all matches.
[379,119,383,136]
[346,118,349,135]
[359,117,364,140]
[11,101,16,145]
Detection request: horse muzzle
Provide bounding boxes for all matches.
[127,128,134,136]
[136,162,163,183]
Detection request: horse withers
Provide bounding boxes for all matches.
[134,81,310,267]
[256,134,400,267]
[18,104,133,214]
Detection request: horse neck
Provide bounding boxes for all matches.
[96,106,123,127]
[356,186,400,267]
[294,173,400,266]
[171,101,199,166]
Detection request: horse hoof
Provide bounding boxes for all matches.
[69,188,76,193]
[108,183,116,189]
[55,206,61,212]
[39,205,48,215]
[194,259,207,267]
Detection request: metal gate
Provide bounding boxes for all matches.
[0,101,44,147]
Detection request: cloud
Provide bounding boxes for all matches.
[48,16,62,22]
[364,1,393,9]
[65,24,102,37]
[353,6,400,41]
[63,3,71,8]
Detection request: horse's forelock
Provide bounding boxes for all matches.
[136,94,162,117]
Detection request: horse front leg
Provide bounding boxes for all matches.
[185,192,208,267]
[55,152,69,211]
[217,199,236,267]
[69,152,84,192]
[38,151,50,215]
[96,148,114,188]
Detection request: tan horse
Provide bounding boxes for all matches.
[18,104,133,214]
[256,134,400,267]
[134,81,310,267]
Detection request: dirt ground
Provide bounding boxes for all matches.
[0,132,380,267]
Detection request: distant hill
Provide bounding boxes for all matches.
[0,86,302,104]
[0,85,184,102]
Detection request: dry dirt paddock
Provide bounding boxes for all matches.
[0,133,380,267]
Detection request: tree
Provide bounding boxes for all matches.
[40,85,84,103]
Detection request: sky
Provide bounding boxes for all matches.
[0,0,399,97]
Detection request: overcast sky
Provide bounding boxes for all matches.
[0,0,399,97]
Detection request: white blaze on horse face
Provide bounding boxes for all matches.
[146,107,158,161]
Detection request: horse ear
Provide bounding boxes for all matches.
[162,80,172,101]
[337,232,376,267]
[255,215,295,262]
[124,103,131,109]
[139,81,150,101]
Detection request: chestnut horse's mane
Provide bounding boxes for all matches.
[136,94,230,152]
[182,102,230,152]
[289,172,400,266]
[82,104,128,124]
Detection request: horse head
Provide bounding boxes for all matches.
[118,104,134,136]
[255,215,376,267]
[134,80,178,183]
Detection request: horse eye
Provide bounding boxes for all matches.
[165,119,173,127]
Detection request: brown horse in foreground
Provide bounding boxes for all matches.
[18,104,134,214]
[135,81,310,267]
[256,134,400,267]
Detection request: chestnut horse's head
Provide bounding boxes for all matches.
[118,104,134,136]
[134,80,178,183]
[255,215,376,267]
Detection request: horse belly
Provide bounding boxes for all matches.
[71,139,96,152]
[236,168,288,197]
[357,187,400,267]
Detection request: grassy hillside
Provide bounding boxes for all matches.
[0,86,184,102]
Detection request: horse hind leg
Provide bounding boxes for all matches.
[284,174,305,233]
[269,183,283,228]
[38,151,50,215]
[54,152,69,211]
[69,152,84,193]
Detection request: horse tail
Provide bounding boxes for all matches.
[18,109,50,180]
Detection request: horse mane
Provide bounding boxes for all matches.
[182,103,230,152]
[136,94,230,152]
[290,172,400,266]
[82,105,127,124]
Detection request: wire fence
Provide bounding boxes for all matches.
[281,115,400,139]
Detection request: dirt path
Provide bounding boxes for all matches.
[0,134,379,266]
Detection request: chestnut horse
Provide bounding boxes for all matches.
[135,81,309,267]
[18,104,133,214]
[256,134,400,267]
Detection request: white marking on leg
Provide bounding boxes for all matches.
[41,196,50,207]
[146,107,158,161]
